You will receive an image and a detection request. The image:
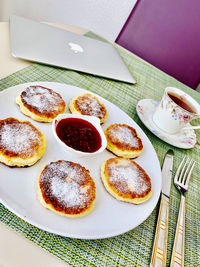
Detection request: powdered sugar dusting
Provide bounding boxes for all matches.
[76,94,105,118]
[21,86,64,113]
[51,180,87,208]
[108,159,149,195]
[0,119,41,156]
[108,125,139,147]
[41,161,94,209]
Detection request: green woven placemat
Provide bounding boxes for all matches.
[0,32,199,266]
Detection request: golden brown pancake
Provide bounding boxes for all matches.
[0,117,46,167]
[16,85,66,122]
[104,124,143,158]
[69,93,107,123]
[37,160,96,217]
[101,158,152,204]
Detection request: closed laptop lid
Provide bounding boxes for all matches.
[10,15,136,84]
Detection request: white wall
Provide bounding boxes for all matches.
[0,0,137,41]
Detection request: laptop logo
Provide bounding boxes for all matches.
[68,42,84,53]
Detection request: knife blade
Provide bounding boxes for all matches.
[150,149,174,267]
[161,149,174,197]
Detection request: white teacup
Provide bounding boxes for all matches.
[153,87,200,134]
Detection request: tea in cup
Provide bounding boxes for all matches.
[152,87,200,134]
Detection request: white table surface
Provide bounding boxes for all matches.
[0,21,87,267]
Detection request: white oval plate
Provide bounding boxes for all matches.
[0,82,161,239]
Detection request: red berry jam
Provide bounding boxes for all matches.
[56,118,102,153]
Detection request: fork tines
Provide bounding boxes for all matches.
[175,156,196,187]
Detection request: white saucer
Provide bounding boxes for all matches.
[136,99,197,149]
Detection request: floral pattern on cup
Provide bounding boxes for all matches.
[136,99,197,149]
[161,92,192,124]
[153,87,200,134]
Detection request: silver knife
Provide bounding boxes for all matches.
[150,149,174,267]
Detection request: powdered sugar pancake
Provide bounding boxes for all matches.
[16,85,66,122]
[69,93,107,123]
[0,117,46,167]
[104,124,143,158]
[101,158,152,204]
[37,160,96,217]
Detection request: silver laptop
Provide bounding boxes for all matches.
[10,15,136,84]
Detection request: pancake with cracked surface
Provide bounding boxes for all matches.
[104,124,143,158]
[0,117,46,167]
[37,160,96,217]
[69,93,107,123]
[101,158,152,204]
[16,85,66,122]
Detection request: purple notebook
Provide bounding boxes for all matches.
[116,0,200,89]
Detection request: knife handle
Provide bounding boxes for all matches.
[150,194,169,267]
[170,194,185,267]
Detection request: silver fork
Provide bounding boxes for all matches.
[170,157,195,267]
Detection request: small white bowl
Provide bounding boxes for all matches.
[52,114,107,157]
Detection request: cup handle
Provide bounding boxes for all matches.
[181,126,200,131]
